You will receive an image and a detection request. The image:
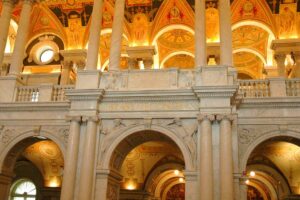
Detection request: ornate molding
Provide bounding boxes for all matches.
[197,114,215,122]
[65,115,82,122]
[82,115,100,122]
[216,114,235,122]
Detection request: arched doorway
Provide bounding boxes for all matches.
[243,136,300,200]
[0,136,64,200]
[106,130,188,200]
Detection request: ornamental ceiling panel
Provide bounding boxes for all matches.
[22,140,64,187]
[233,51,263,78]
[232,25,269,58]
[251,141,300,194]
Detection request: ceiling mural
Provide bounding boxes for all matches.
[0,0,299,72]
[164,54,194,69]
[22,140,64,188]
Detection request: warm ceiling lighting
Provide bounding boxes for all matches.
[179,177,184,183]
[245,179,250,185]
[250,171,256,177]
[174,170,179,175]
[48,177,61,188]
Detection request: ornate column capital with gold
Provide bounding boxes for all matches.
[197,114,215,123]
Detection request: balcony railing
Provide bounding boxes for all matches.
[286,79,300,97]
[15,85,74,102]
[16,86,40,102]
[238,80,270,98]
[52,85,74,102]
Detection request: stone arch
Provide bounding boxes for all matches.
[0,129,66,174]
[240,129,300,172]
[102,124,195,171]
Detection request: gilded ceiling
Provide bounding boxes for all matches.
[1,0,300,77]
[22,140,64,188]
[251,141,300,194]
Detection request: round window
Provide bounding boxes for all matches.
[40,49,54,64]
[10,179,37,200]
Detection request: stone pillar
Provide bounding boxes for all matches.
[60,60,72,85]
[274,54,286,77]
[0,173,13,200]
[78,116,99,200]
[195,0,206,67]
[0,0,14,66]
[219,0,233,66]
[217,114,234,200]
[109,0,125,71]
[60,116,81,200]
[85,0,103,70]
[184,171,198,200]
[9,0,34,75]
[198,114,215,200]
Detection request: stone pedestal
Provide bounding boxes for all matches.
[0,75,23,102]
[126,46,156,69]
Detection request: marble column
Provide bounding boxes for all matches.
[0,0,14,66]
[60,116,81,200]
[217,114,234,200]
[219,0,233,66]
[109,0,125,71]
[198,114,215,200]
[9,0,34,75]
[85,0,103,70]
[274,54,286,77]
[195,0,207,67]
[78,116,99,200]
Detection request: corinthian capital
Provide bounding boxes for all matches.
[216,114,235,122]
[197,114,215,123]
[66,115,82,122]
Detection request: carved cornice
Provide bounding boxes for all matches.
[65,89,104,101]
[0,102,70,112]
[193,85,238,98]
[239,97,300,108]
[102,89,197,102]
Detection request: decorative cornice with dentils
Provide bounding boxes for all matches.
[193,85,238,98]
[65,89,104,101]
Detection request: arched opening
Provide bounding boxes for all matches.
[108,130,187,200]
[0,136,64,200]
[244,136,300,200]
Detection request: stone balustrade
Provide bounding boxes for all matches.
[4,70,300,103]
[15,85,74,102]
[286,79,300,97]
[238,80,270,98]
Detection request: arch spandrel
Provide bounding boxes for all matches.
[100,124,196,172]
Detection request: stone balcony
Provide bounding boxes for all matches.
[0,66,299,104]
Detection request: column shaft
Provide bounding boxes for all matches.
[219,116,234,200]
[219,0,233,66]
[199,116,214,200]
[275,54,286,77]
[78,117,98,200]
[9,0,33,75]
[60,117,81,200]
[195,0,206,67]
[0,0,14,66]
[85,0,103,70]
[109,0,125,71]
